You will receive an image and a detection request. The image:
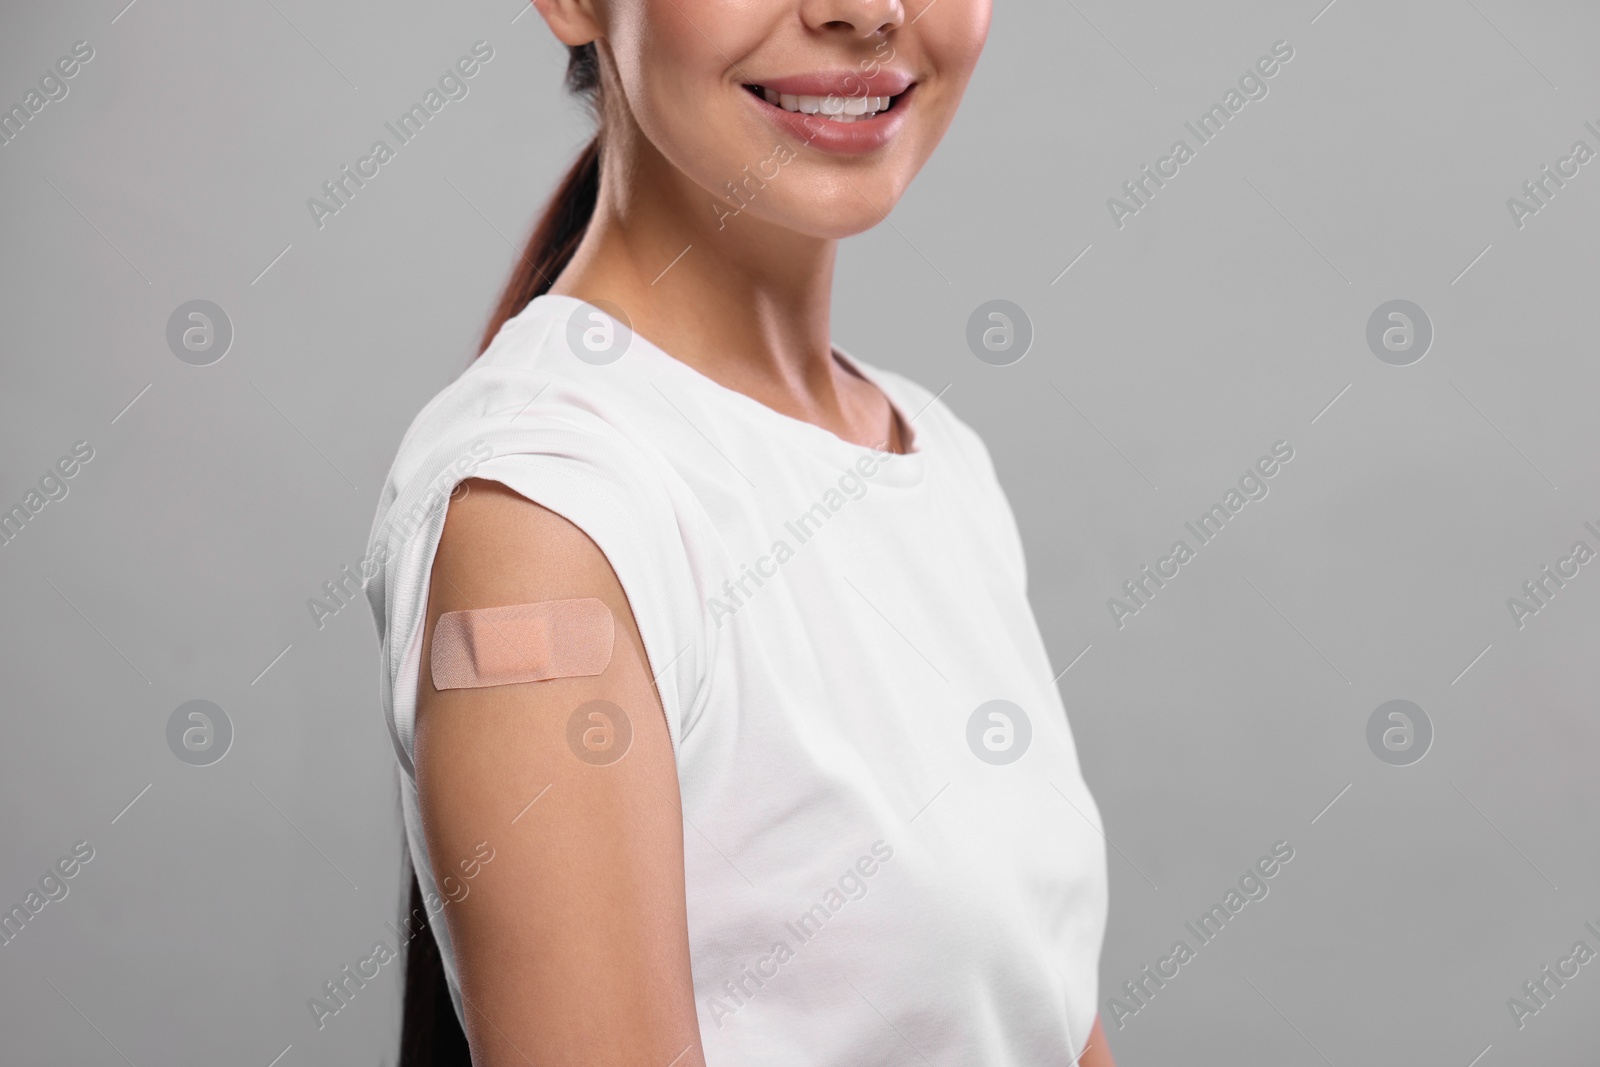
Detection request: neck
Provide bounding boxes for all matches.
[550,116,900,451]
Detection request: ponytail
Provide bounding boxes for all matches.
[400,42,604,1064]
[398,864,470,1064]
[476,42,603,355]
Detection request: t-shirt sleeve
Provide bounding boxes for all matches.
[367,413,712,778]
[884,370,1031,594]
[954,419,1031,594]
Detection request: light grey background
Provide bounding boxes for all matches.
[3,0,1598,1064]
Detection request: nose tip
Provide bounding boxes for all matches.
[802,0,906,39]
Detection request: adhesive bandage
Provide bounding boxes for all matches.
[431,598,614,689]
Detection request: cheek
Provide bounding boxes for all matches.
[926,0,992,78]
[611,2,758,164]
[877,1,988,179]
[615,0,743,107]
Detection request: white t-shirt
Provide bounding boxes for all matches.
[364,294,1108,1065]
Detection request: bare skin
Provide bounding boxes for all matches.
[414,0,1116,1062]
[541,0,989,453]
[1083,1016,1114,1067]
[417,481,706,1065]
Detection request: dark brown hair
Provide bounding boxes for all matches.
[398,42,603,1065]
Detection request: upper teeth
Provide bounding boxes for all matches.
[760,86,891,122]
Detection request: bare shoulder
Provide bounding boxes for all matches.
[429,477,615,600]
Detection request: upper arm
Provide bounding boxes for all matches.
[1079,1016,1116,1067]
[414,478,704,1066]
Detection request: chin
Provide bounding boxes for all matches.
[814,201,902,240]
[759,199,903,241]
[730,169,917,241]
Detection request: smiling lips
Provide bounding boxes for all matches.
[742,70,917,152]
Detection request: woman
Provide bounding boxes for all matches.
[365,0,1112,1062]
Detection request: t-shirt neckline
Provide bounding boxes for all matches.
[530,294,928,487]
